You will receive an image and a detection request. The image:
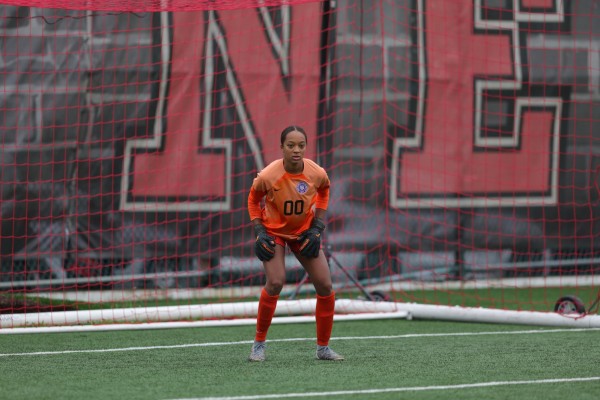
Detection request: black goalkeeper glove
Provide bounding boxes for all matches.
[298,218,326,258]
[254,224,275,261]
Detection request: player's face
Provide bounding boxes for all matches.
[282,131,306,169]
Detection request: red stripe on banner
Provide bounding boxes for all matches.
[521,0,555,9]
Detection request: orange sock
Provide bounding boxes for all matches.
[315,291,335,346]
[255,288,279,342]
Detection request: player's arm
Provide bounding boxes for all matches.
[315,173,330,211]
[247,187,265,221]
[298,211,326,258]
[313,175,330,228]
[298,170,330,258]
[314,207,327,222]
[247,186,275,261]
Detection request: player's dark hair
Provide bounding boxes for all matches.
[280,125,307,145]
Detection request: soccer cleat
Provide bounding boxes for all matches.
[316,345,344,361]
[248,341,266,362]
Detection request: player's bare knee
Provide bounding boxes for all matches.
[265,282,284,295]
[314,282,333,296]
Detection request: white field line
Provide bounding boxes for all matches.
[1,327,599,358]
[167,377,600,400]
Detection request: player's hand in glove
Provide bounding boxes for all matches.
[298,218,326,258]
[254,224,275,261]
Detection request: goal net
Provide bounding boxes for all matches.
[1,0,600,331]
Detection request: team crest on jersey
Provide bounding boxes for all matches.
[296,181,308,194]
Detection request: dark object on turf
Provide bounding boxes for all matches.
[554,295,586,316]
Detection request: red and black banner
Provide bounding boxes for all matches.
[1,1,598,274]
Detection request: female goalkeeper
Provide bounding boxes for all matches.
[246,125,344,362]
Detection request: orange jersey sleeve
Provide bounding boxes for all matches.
[247,187,265,221]
[247,158,330,240]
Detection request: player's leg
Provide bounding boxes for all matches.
[295,249,344,361]
[249,241,287,362]
[255,244,287,340]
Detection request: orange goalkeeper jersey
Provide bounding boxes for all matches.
[248,158,330,241]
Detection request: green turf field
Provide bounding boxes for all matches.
[1,318,599,400]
